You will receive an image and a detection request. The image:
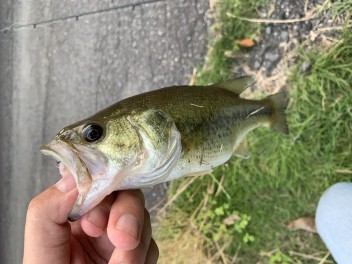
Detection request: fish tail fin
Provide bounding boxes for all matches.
[267,91,289,135]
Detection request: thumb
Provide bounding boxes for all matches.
[23,175,78,264]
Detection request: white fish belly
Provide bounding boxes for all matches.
[166,151,233,181]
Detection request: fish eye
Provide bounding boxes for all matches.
[82,124,104,142]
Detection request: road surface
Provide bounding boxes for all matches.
[0,0,209,262]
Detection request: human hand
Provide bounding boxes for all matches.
[23,173,158,263]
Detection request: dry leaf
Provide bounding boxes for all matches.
[224,50,239,59]
[236,39,255,48]
[223,214,241,225]
[287,217,317,233]
[209,0,218,11]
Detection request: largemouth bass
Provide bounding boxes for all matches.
[41,76,288,220]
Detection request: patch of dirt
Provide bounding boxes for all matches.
[234,0,348,94]
[249,0,315,76]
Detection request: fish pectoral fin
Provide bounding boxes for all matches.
[135,125,181,185]
[127,109,182,185]
[186,168,213,177]
[233,140,250,159]
[210,75,255,95]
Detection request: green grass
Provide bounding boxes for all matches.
[332,0,352,18]
[156,1,352,263]
[196,0,267,85]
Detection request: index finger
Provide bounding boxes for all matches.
[107,189,145,250]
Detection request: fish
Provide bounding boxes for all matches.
[41,76,289,220]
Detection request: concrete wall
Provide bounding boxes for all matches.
[0,0,209,262]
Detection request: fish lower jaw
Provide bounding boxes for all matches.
[69,179,114,221]
[68,184,94,221]
[68,193,85,221]
[56,163,93,221]
[60,165,93,221]
[41,141,98,220]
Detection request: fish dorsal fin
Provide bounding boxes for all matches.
[210,75,255,95]
[233,139,250,159]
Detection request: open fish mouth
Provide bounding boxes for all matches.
[41,141,94,220]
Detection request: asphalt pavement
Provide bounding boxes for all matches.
[0,0,209,262]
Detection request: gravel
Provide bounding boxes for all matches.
[249,0,317,76]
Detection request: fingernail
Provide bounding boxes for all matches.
[87,206,109,229]
[115,214,139,239]
[56,175,76,193]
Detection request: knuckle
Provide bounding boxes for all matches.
[28,197,43,214]
[27,200,44,222]
[27,189,51,218]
